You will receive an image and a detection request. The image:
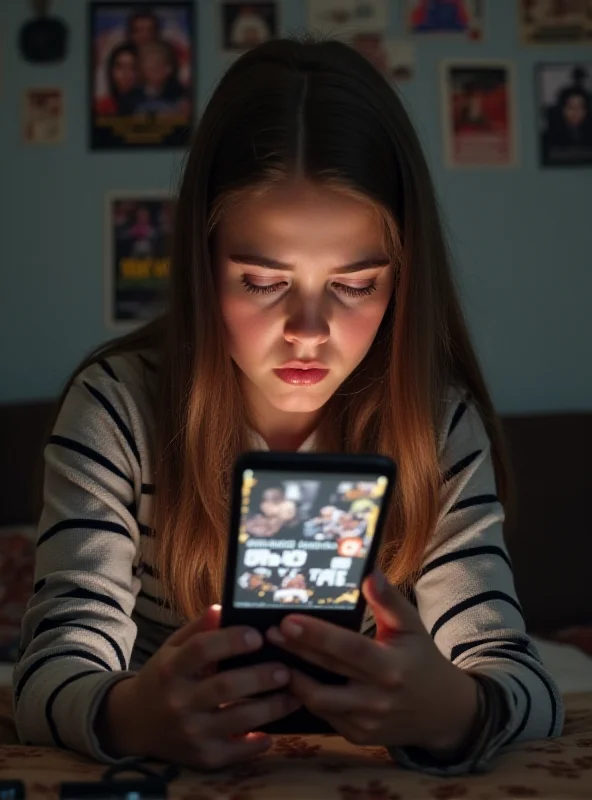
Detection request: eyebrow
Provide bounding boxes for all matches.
[228,254,391,275]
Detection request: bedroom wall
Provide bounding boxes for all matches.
[0,0,590,412]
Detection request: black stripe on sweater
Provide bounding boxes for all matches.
[33,617,127,670]
[46,669,102,749]
[138,588,171,611]
[448,402,467,437]
[83,381,141,467]
[504,674,532,745]
[442,450,482,483]
[38,518,133,548]
[55,587,125,615]
[430,590,523,639]
[98,359,119,382]
[449,494,499,514]
[451,634,531,662]
[15,649,112,704]
[420,545,512,580]
[34,578,46,594]
[478,648,557,738]
[133,609,177,633]
[49,435,133,488]
[138,522,154,537]
[141,483,155,495]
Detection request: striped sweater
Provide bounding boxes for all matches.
[13,353,563,773]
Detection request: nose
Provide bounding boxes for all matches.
[283,294,330,348]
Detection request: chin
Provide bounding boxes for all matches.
[270,387,332,414]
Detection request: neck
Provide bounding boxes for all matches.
[241,375,322,451]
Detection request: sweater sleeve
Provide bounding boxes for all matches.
[389,396,564,775]
[13,361,143,763]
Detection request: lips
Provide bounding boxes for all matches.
[273,364,329,386]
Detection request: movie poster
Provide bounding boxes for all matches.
[105,194,174,328]
[22,88,65,144]
[348,34,415,83]
[219,1,279,54]
[306,0,388,39]
[233,469,389,611]
[441,61,518,168]
[537,63,592,167]
[406,0,483,39]
[90,2,194,150]
[519,0,592,45]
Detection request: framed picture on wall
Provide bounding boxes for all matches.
[536,63,592,167]
[406,0,483,40]
[218,1,280,55]
[306,0,389,40]
[519,0,592,45]
[89,2,195,150]
[441,60,518,168]
[22,88,65,144]
[105,192,174,329]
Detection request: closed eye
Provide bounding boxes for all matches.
[241,276,378,298]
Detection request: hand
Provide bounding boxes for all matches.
[97,605,301,769]
[266,572,478,755]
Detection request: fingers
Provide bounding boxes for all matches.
[209,692,302,738]
[191,662,291,709]
[187,731,273,771]
[172,625,263,677]
[267,618,398,686]
[362,572,419,637]
[167,604,221,648]
[290,671,395,717]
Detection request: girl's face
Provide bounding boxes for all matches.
[112,52,137,94]
[215,181,394,423]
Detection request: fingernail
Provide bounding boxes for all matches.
[267,626,286,644]
[283,620,303,638]
[244,630,262,648]
[273,667,289,684]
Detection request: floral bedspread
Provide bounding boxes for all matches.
[1,688,592,799]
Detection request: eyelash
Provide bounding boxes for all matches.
[240,276,378,298]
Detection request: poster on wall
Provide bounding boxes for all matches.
[441,61,518,168]
[219,1,279,55]
[406,0,483,39]
[306,0,388,40]
[519,0,592,45]
[90,2,194,150]
[105,193,174,328]
[22,88,65,144]
[537,63,592,167]
[348,34,415,83]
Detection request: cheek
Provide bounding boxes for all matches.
[335,301,389,359]
[220,293,278,355]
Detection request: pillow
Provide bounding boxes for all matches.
[0,527,36,662]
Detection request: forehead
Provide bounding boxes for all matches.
[216,182,387,253]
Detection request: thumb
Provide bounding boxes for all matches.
[362,571,419,638]
[167,603,221,647]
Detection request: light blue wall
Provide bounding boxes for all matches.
[1,1,590,411]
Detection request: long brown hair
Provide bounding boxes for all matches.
[59,37,510,621]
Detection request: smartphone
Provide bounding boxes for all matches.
[219,451,396,733]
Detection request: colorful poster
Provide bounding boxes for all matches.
[90,2,194,150]
[519,0,592,45]
[220,2,278,53]
[105,194,174,328]
[441,61,517,168]
[307,0,388,39]
[406,0,483,39]
[234,469,389,611]
[22,88,65,144]
[349,34,415,83]
[537,63,592,167]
